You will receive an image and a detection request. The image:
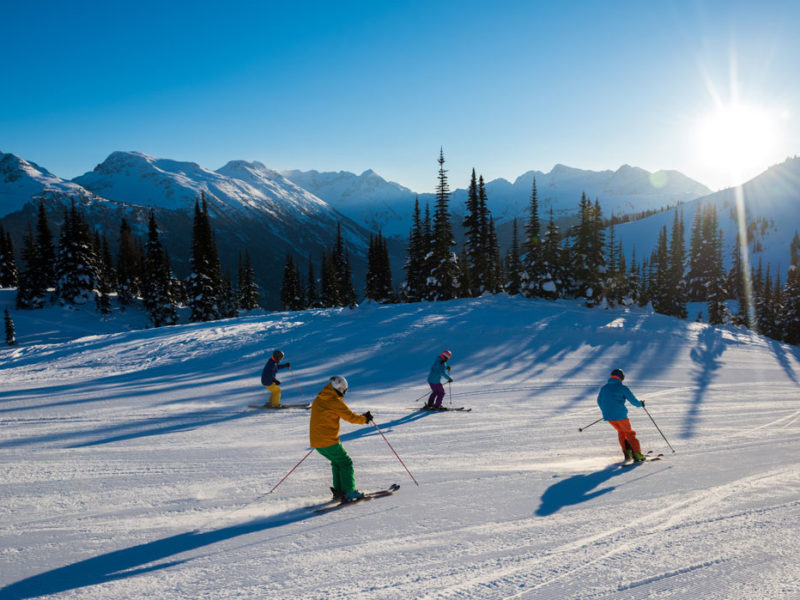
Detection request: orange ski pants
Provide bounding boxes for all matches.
[608,418,641,454]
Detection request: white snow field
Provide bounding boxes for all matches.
[2,294,799,599]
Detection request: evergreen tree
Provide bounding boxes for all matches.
[781,231,800,345]
[55,201,99,305]
[649,226,671,314]
[219,270,239,319]
[462,169,482,296]
[365,231,394,303]
[756,265,777,338]
[4,308,15,346]
[427,149,460,300]
[0,227,19,287]
[237,250,260,310]
[686,203,720,302]
[540,209,563,299]
[319,250,340,308]
[332,224,357,306]
[521,176,544,297]
[570,194,605,304]
[402,197,428,302]
[666,209,688,318]
[707,228,729,325]
[142,211,178,327]
[504,218,523,295]
[280,254,305,310]
[117,218,140,306]
[186,195,223,322]
[306,255,319,308]
[16,226,46,308]
[35,201,56,288]
[95,233,116,316]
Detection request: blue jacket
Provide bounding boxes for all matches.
[261,357,289,386]
[596,378,642,421]
[427,357,453,384]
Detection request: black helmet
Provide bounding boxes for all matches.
[610,368,625,381]
[273,350,285,361]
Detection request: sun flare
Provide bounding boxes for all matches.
[693,103,779,183]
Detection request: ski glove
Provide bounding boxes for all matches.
[274,379,281,385]
[641,400,646,408]
[284,362,291,368]
[448,378,454,383]
[363,411,373,423]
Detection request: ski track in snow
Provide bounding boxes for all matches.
[1,295,800,599]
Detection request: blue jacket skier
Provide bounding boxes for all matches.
[597,368,646,461]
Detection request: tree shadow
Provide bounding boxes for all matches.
[767,339,800,385]
[684,327,726,439]
[0,508,317,600]
[339,409,433,443]
[535,464,626,516]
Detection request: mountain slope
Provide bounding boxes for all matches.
[616,156,800,281]
[1,293,799,599]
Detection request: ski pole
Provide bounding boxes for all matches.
[578,417,604,432]
[288,366,305,397]
[642,405,676,453]
[414,391,429,403]
[370,420,419,486]
[268,448,314,494]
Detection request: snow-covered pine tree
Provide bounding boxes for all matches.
[504,218,523,295]
[186,195,223,322]
[540,208,563,299]
[0,226,19,287]
[142,211,178,327]
[237,250,260,310]
[521,176,544,298]
[54,200,99,306]
[756,265,777,338]
[319,250,339,308]
[117,218,141,306]
[4,308,15,346]
[219,270,239,319]
[427,149,460,301]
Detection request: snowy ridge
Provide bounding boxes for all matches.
[616,156,800,281]
[1,292,799,598]
[0,152,100,215]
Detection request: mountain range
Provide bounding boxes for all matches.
[4,149,797,308]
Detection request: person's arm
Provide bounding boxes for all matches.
[624,386,643,408]
[332,398,369,425]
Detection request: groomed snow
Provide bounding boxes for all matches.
[2,293,799,599]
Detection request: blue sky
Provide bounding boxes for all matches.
[2,0,798,193]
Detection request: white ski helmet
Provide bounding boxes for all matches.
[329,375,348,395]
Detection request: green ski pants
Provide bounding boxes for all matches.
[315,443,356,494]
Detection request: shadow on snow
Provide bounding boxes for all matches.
[0,507,324,600]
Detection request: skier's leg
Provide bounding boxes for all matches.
[611,419,642,454]
[426,383,437,408]
[609,420,628,453]
[317,443,356,494]
[266,383,282,407]
[432,383,445,407]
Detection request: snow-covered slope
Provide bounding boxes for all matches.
[0,152,100,216]
[616,156,800,279]
[2,292,799,599]
[283,164,711,238]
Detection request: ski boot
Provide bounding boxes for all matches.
[632,451,647,462]
[345,490,365,502]
[623,448,633,461]
[330,487,345,501]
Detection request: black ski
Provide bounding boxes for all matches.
[248,403,310,410]
[418,406,472,412]
[621,451,664,467]
[313,484,400,514]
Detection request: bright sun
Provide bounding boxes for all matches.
[694,103,779,183]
